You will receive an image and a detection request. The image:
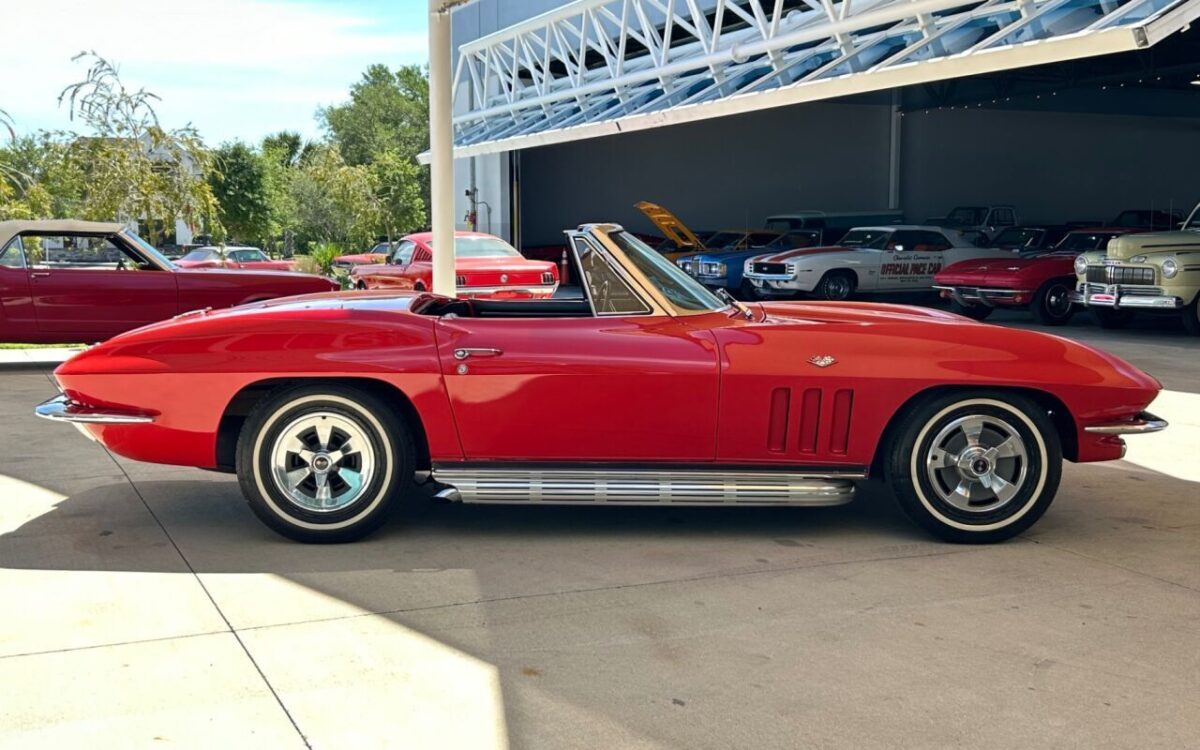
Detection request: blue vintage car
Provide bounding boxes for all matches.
[678,229,823,298]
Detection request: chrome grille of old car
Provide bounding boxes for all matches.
[752,262,788,275]
[1086,265,1154,285]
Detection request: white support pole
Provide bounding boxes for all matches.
[429,0,456,297]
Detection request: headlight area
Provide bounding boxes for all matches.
[702,262,726,276]
[1074,255,1090,276]
[1162,258,1179,279]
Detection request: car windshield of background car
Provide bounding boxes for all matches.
[838,229,891,249]
[428,236,522,258]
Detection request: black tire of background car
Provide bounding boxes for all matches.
[1092,307,1133,329]
[885,391,1062,544]
[1030,279,1076,326]
[1182,296,1200,336]
[738,279,760,301]
[414,281,427,292]
[949,300,993,321]
[356,281,368,290]
[814,271,857,301]
[236,384,414,543]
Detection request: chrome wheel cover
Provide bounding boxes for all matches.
[924,414,1028,514]
[825,276,851,300]
[269,411,377,513]
[1044,284,1072,317]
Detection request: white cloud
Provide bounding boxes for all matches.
[0,0,428,143]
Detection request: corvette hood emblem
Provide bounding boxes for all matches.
[808,355,837,368]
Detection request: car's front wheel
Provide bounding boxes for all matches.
[1181,295,1200,336]
[814,271,856,301]
[886,392,1062,543]
[1030,279,1075,326]
[236,384,413,543]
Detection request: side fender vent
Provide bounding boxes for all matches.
[798,388,822,454]
[830,389,854,455]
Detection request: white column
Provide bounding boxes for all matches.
[428,0,456,297]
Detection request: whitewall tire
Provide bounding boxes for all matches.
[887,392,1062,543]
[236,384,413,543]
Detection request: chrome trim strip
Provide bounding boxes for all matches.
[34,394,155,425]
[432,468,858,506]
[457,284,557,296]
[1084,411,1168,435]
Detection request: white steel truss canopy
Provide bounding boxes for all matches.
[439,0,1200,159]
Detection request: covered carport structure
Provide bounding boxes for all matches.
[430,0,1200,259]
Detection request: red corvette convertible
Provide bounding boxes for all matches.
[933,228,1136,324]
[36,223,1165,544]
[351,231,558,298]
[174,245,297,272]
[1,220,337,344]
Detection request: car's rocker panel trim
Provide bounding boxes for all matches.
[431,466,858,505]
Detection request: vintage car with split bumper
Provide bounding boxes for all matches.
[0,220,338,344]
[933,228,1136,325]
[1073,207,1200,334]
[744,225,1012,300]
[37,223,1165,545]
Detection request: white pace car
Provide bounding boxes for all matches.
[743,225,1013,300]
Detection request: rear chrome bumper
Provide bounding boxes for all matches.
[1071,284,1184,310]
[457,284,557,298]
[1083,411,1168,435]
[34,394,155,425]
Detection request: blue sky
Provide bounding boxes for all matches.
[0,0,429,146]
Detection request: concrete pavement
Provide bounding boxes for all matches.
[1,315,1197,749]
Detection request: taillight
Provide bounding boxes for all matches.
[455,274,466,285]
[541,271,554,284]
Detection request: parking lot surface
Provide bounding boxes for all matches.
[1,311,1197,749]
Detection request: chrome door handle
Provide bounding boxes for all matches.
[30,271,51,278]
[454,347,503,360]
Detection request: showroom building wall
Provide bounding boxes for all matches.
[451,1,1200,246]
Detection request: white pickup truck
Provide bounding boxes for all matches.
[744,225,1013,300]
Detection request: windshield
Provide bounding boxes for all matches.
[1055,232,1119,252]
[428,236,521,258]
[124,231,177,268]
[837,229,891,249]
[993,228,1041,248]
[608,231,727,313]
[946,207,987,226]
[704,232,743,249]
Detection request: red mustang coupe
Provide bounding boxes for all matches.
[933,228,1136,324]
[333,242,392,272]
[1,220,338,344]
[175,245,297,272]
[351,231,559,298]
[36,223,1165,544]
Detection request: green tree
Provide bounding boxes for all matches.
[209,141,271,244]
[58,52,219,241]
[321,64,429,235]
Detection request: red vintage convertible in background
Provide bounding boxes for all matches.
[0,220,337,344]
[37,223,1165,544]
[351,231,559,298]
[933,228,1136,324]
[174,245,298,272]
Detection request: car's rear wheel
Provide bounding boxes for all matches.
[236,384,413,543]
[1030,279,1075,326]
[949,301,993,321]
[1093,307,1133,329]
[355,280,368,291]
[886,392,1061,543]
[814,271,856,301]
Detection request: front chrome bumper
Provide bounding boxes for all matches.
[933,285,1030,307]
[34,394,155,425]
[1084,411,1168,435]
[1071,284,1184,310]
